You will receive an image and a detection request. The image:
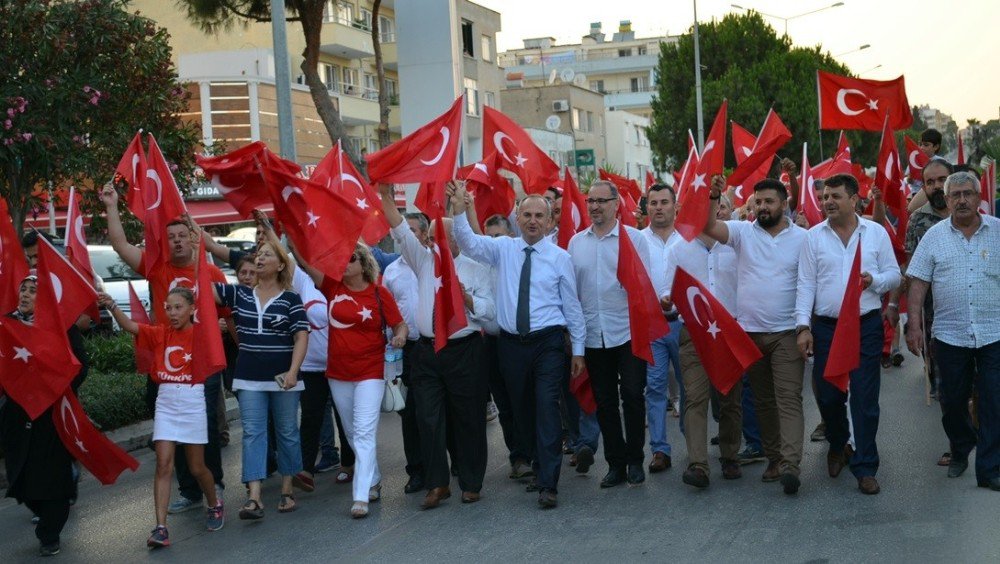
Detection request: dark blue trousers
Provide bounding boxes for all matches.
[499,327,566,493]
[741,373,762,450]
[812,311,884,478]
[934,339,1000,481]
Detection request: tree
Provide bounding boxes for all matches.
[177,0,392,164]
[0,0,200,237]
[647,12,879,173]
[371,0,390,150]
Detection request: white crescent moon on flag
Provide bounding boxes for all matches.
[146,170,163,210]
[836,89,867,116]
[59,397,87,452]
[883,153,896,179]
[73,216,85,245]
[50,273,63,303]
[493,132,515,164]
[685,286,712,327]
[131,154,141,189]
[281,185,303,202]
[168,277,192,291]
[908,150,924,170]
[570,205,581,230]
[304,299,328,331]
[211,174,243,194]
[340,173,363,192]
[702,140,715,156]
[420,127,450,166]
[164,346,185,373]
[328,294,358,329]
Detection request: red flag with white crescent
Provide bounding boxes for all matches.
[818,70,912,131]
[142,134,188,277]
[903,136,929,183]
[114,132,147,220]
[64,186,100,321]
[313,140,390,244]
[483,105,561,194]
[617,223,669,364]
[676,101,726,241]
[53,391,139,485]
[366,96,463,185]
[799,143,824,227]
[431,218,468,352]
[0,196,29,314]
[557,168,590,249]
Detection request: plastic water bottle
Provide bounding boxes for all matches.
[384,343,403,378]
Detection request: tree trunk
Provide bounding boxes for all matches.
[371,0,391,150]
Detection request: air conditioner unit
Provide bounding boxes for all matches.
[552,100,570,112]
[296,75,306,84]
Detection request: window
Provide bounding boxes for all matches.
[336,1,353,25]
[618,48,631,57]
[589,80,605,93]
[464,77,479,116]
[481,35,492,62]
[320,63,339,91]
[342,67,359,94]
[586,111,594,133]
[363,73,378,99]
[379,16,395,42]
[637,46,648,55]
[483,91,495,109]
[322,1,335,22]
[359,8,372,29]
[630,76,648,92]
[461,20,474,58]
[385,78,398,102]
[572,107,582,131]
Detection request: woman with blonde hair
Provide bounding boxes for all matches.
[213,241,310,520]
[300,242,407,518]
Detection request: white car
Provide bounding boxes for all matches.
[88,245,150,328]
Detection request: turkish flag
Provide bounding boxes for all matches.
[557,169,591,249]
[730,121,770,207]
[799,143,824,227]
[196,142,295,218]
[599,169,642,203]
[569,368,597,415]
[142,134,189,277]
[128,281,155,374]
[854,163,874,199]
[727,109,792,188]
[37,236,98,330]
[957,134,966,165]
[882,218,907,266]
[366,96,463,185]
[265,166,367,282]
[818,70,912,131]
[458,151,515,231]
[874,117,906,213]
[645,170,657,193]
[52,391,139,485]
[188,239,227,382]
[670,268,762,394]
[114,132,148,220]
[813,133,854,180]
[904,136,929,182]
[617,223,669,364]
[823,241,863,392]
[413,181,449,221]
[675,145,699,205]
[618,192,638,228]
[64,187,100,322]
[483,106,561,194]
[980,161,996,216]
[676,102,726,241]
[431,218,468,352]
[313,140,390,244]
[0,196,29,314]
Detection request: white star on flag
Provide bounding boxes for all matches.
[75,438,87,452]
[434,275,443,292]
[13,346,31,363]
[355,197,369,210]
[515,153,527,167]
[358,306,373,322]
[692,173,707,191]
[867,99,879,111]
[706,321,721,339]
[307,210,320,227]
[183,353,192,362]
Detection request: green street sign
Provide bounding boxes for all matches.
[575,149,595,166]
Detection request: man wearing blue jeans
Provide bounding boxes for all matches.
[739,373,765,462]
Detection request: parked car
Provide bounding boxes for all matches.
[88,245,150,330]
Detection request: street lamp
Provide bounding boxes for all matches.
[731,2,845,36]
[834,44,870,57]
[860,64,882,74]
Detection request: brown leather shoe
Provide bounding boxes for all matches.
[721,459,742,480]
[648,452,672,473]
[537,490,558,509]
[761,461,781,482]
[421,487,451,510]
[828,448,847,478]
[858,476,880,495]
[461,491,481,504]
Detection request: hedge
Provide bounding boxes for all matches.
[78,332,149,431]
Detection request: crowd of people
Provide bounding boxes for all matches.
[2,127,998,556]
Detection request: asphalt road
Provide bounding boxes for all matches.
[2,350,997,563]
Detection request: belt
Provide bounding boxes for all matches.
[814,309,881,325]
[499,325,564,343]
[665,312,680,323]
[417,332,481,347]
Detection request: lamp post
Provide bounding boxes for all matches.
[270,0,297,162]
[834,44,870,57]
[731,2,845,35]
[860,64,882,74]
[693,0,705,150]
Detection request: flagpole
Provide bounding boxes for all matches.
[815,71,824,160]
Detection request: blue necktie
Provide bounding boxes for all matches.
[516,247,534,336]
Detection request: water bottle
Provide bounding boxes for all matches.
[384,343,403,379]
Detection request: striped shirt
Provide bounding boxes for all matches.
[215,284,309,389]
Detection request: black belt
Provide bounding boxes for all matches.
[665,312,680,322]
[814,309,881,325]
[499,325,565,343]
[417,332,481,347]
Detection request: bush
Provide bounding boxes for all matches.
[84,331,136,374]
[78,370,149,431]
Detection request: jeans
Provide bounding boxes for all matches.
[934,339,1000,480]
[177,373,224,500]
[742,373,762,450]
[329,379,384,502]
[646,320,684,456]
[236,389,303,483]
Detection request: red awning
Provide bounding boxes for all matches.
[184,200,273,226]
[22,209,91,231]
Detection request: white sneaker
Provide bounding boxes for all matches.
[486,401,499,422]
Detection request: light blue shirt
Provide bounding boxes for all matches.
[453,212,586,355]
[907,215,1000,348]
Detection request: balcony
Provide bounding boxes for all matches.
[320,17,375,59]
[382,40,398,71]
[604,88,654,111]
[327,83,379,126]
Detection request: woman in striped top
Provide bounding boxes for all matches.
[213,241,309,520]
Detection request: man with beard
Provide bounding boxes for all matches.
[705,177,808,495]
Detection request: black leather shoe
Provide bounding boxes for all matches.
[976,477,1000,491]
[404,476,424,494]
[626,464,645,486]
[947,458,968,478]
[599,468,626,488]
[537,490,558,508]
[682,466,710,489]
[780,471,801,494]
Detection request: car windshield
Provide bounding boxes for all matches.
[90,249,143,281]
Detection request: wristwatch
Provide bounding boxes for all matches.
[795,325,811,336]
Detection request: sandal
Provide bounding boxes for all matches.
[238,499,264,520]
[278,493,297,513]
[292,471,315,492]
[351,501,369,519]
[368,483,382,502]
[937,452,952,467]
[335,467,355,484]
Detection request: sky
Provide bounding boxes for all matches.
[475,0,999,127]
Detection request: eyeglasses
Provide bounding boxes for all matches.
[349,254,359,263]
[586,197,616,205]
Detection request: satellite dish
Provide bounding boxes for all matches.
[548,69,558,84]
[560,68,576,83]
[574,73,587,87]
[545,115,562,131]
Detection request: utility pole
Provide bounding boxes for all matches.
[693,0,705,150]
[270,0,297,161]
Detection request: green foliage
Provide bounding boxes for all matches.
[648,12,880,173]
[0,0,201,238]
[84,330,137,374]
[78,370,149,431]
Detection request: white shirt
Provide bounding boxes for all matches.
[454,212,586,355]
[641,227,682,299]
[390,221,491,340]
[292,267,329,373]
[455,254,497,332]
[795,216,901,327]
[568,221,652,349]
[665,237,738,313]
[725,219,808,333]
[480,265,501,336]
[907,215,1000,348]
[382,256,419,341]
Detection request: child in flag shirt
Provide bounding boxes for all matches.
[98,288,223,548]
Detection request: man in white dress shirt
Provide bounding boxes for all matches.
[568,180,652,488]
[379,185,495,509]
[705,176,808,495]
[795,174,901,495]
[449,183,586,509]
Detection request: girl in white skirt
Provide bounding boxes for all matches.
[98,288,222,548]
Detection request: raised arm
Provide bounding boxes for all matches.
[704,175,731,244]
[183,212,231,264]
[447,181,501,266]
[99,184,143,272]
[781,158,799,212]
[97,292,139,335]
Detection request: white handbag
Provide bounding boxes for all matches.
[381,378,407,413]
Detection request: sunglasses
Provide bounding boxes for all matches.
[349,254,359,263]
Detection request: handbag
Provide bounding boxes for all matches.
[374,286,406,413]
